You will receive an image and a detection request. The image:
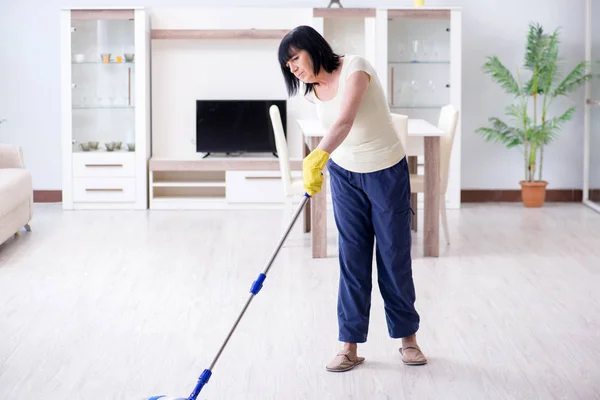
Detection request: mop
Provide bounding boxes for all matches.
[146,193,311,400]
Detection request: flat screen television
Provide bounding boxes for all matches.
[196,100,287,156]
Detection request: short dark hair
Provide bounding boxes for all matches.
[277,25,342,97]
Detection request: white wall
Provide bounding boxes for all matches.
[0,0,591,191]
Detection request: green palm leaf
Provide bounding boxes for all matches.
[505,103,530,131]
[482,56,520,95]
[540,107,575,144]
[553,61,591,96]
[537,29,560,95]
[475,117,523,148]
[524,23,546,71]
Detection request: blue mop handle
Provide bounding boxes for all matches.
[187,369,212,400]
[186,193,311,400]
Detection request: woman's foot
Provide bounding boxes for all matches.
[399,335,427,365]
[326,343,365,372]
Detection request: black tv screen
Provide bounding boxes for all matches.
[196,100,287,154]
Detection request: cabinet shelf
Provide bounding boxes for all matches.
[72,61,135,65]
[313,8,376,18]
[390,105,447,109]
[151,29,290,40]
[389,61,450,64]
[152,181,226,188]
[152,195,225,201]
[388,9,451,19]
[73,105,135,110]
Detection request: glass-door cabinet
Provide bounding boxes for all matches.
[585,0,600,213]
[60,7,150,210]
[386,8,462,210]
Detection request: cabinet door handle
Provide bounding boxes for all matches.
[85,164,123,167]
[85,188,123,192]
[244,176,281,180]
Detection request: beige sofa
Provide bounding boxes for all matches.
[0,144,33,245]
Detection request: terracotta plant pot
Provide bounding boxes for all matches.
[520,181,548,207]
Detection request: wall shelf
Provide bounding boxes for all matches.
[150,29,290,40]
[149,157,301,172]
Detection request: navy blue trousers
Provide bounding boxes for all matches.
[327,156,420,343]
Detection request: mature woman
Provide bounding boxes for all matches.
[277,25,426,371]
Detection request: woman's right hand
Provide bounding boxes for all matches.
[303,148,330,196]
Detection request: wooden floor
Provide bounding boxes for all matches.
[1,203,600,400]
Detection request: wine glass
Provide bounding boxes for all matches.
[422,40,430,61]
[396,43,406,62]
[428,80,436,92]
[411,40,420,62]
[410,80,420,106]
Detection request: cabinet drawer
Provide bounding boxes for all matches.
[73,153,135,177]
[73,177,136,203]
[226,171,285,203]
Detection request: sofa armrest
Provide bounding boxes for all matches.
[0,144,24,169]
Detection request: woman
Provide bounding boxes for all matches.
[278,25,426,371]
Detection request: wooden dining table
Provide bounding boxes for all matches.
[296,118,446,258]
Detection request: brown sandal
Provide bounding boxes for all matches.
[399,344,427,365]
[326,349,365,372]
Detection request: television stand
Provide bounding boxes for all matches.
[148,156,304,210]
[201,152,238,158]
[201,152,278,159]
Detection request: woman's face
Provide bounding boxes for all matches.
[285,49,315,83]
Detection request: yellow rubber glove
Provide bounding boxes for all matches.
[303,148,330,197]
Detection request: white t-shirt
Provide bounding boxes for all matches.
[305,54,405,173]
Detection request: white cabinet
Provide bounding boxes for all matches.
[60,7,151,210]
[385,8,462,209]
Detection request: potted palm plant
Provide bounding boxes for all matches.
[476,22,592,207]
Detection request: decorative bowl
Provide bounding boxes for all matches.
[80,142,90,151]
[127,143,135,151]
[105,142,115,151]
[124,53,135,62]
[88,141,99,150]
[113,141,122,150]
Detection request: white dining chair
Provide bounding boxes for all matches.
[391,113,409,149]
[399,105,459,245]
[269,104,305,198]
[391,113,419,232]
